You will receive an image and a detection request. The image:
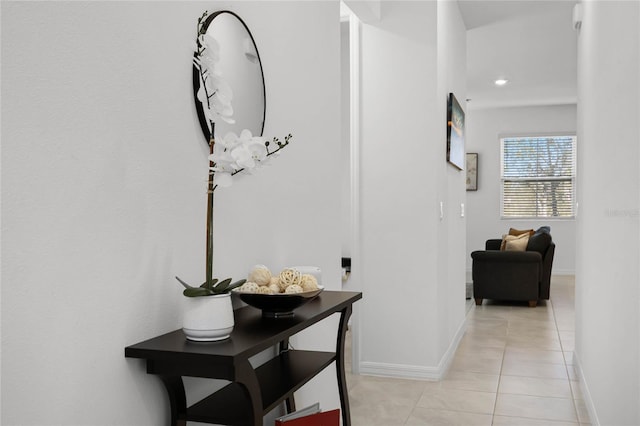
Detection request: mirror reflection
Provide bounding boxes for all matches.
[193,11,266,143]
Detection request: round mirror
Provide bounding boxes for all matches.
[193,11,266,143]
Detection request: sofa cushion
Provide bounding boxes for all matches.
[501,233,530,251]
[509,227,535,237]
[536,226,551,234]
[527,230,552,255]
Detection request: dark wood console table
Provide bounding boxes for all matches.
[125,290,362,426]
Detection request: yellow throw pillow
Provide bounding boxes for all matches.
[509,227,535,237]
[501,233,530,251]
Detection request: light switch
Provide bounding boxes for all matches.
[460,203,465,217]
[440,201,444,220]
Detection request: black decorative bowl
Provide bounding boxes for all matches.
[234,286,324,318]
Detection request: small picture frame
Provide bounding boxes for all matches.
[466,153,478,191]
[447,93,465,170]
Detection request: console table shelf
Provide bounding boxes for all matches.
[125,290,362,426]
[187,350,335,424]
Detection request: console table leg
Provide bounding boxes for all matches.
[279,339,296,414]
[336,305,353,426]
[235,359,264,425]
[158,375,187,426]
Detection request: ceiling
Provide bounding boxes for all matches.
[457,0,579,109]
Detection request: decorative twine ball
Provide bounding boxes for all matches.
[268,283,280,294]
[248,265,272,286]
[285,284,303,294]
[256,286,274,295]
[269,276,280,288]
[238,282,260,294]
[300,274,319,292]
[278,268,302,291]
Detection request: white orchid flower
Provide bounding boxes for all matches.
[231,144,256,169]
[218,132,242,150]
[213,171,233,188]
[205,128,290,190]
[199,33,221,62]
[198,56,220,77]
[238,129,253,140]
[229,130,254,149]
[210,95,234,123]
[238,130,259,145]
[237,131,268,161]
[209,143,237,171]
[199,75,234,125]
[209,75,233,101]
[246,138,268,162]
[194,34,221,79]
[236,130,268,163]
[200,93,235,126]
[209,130,269,174]
[196,83,207,105]
[194,31,235,127]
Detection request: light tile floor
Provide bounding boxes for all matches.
[347,276,590,426]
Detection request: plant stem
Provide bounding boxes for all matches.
[206,135,215,286]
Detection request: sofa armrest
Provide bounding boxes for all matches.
[471,250,543,302]
[471,250,543,264]
[485,239,502,250]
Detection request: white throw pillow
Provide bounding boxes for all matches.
[501,233,530,251]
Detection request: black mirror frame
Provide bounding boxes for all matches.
[192,10,266,144]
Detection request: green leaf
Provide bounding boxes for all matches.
[180,276,246,296]
[212,278,233,293]
[183,287,214,297]
[227,279,246,292]
[200,278,218,290]
[176,276,200,290]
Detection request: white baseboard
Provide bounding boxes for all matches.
[358,361,442,380]
[573,352,600,426]
[358,314,467,381]
[552,269,575,276]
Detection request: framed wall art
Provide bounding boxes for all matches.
[447,92,465,170]
[466,152,478,191]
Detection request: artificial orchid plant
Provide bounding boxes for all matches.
[177,10,292,297]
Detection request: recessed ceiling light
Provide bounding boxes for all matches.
[494,79,509,86]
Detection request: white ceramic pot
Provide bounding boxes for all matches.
[182,293,234,342]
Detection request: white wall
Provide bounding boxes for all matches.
[1,1,341,424]
[465,104,577,276]
[465,5,578,109]
[340,20,351,258]
[574,1,640,425]
[357,0,467,379]
[437,0,468,365]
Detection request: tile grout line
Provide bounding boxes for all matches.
[350,281,580,425]
[490,306,508,426]
[550,286,581,424]
[492,297,577,425]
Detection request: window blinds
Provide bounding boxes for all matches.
[501,136,576,218]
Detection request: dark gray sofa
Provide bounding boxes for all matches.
[471,228,555,307]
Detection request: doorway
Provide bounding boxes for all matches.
[339,1,361,374]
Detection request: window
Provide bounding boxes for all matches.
[501,135,576,218]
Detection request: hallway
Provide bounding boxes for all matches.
[348,276,591,425]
